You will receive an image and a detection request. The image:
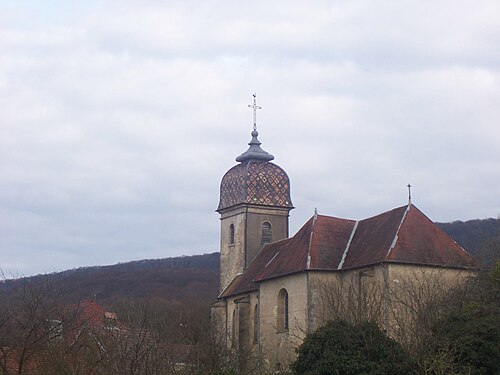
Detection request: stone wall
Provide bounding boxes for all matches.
[225,291,259,354]
[243,206,290,268]
[219,205,290,293]
[219,207,247,292]
[258,273,308,372]
[218,264,476,371]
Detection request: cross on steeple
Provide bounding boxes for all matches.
[248,93,262,131]
[407,183,412,205]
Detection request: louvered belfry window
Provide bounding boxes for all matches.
[261,222,272,246]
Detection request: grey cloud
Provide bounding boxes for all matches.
[1,0,499,277]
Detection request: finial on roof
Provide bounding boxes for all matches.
[314,207,318,222]
[407,183,412,205]
[235,94,275,163]
[248,93,261,131]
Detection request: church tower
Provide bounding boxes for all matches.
[217,96,293,293]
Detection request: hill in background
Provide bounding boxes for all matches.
[1,218,499,310]
[0,253,220,309]
[438,217,500,268]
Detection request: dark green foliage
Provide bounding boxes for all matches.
[425,265,500,374]
[292,320,412,375]
[429,310,498,374]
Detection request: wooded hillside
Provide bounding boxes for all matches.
[0,253,220,308]
[438,217,500,268]
[1,218,498,309]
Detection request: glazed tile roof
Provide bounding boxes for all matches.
[221,204,479,298]
[217,160,293,211]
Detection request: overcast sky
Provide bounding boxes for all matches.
[1,0,499,277]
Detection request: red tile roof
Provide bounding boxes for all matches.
[307,215,357,270]
[221,204,479,298]
[340,205,409,269]
[220,239,287,298]
[73,300,107,326]
[62,300,126,340]
[387,205,479,267]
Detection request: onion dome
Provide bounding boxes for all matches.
[217,129,293,212]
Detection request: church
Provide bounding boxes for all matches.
[211,98,478,371]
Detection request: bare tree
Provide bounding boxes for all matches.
[0,274,77,375]
[315,272,385,327]
[313,268,473,358]
[384,269,459,355]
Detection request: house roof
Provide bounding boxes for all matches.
[63,300,126,332]
[221,204,479,298]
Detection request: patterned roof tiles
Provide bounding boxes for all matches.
[217,161,293,211]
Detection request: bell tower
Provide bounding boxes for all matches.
[217,95,293,293]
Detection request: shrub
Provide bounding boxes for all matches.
[292,320,412,375]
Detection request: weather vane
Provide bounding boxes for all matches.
[407,183,412,205]
[248,93,262,131]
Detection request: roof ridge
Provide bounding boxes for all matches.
[386,204,411,259]
[337,220,359,270]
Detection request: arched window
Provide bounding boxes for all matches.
[232,309,237,347]
[261,222,272,246]
[253,304,259,344]
[277,288,289,332]
[229,224,235,245]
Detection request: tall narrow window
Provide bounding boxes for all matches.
[261,222,272,246]
[253,304,259,344]
[277,288,289,332]
[232,309,237,347]
[229,224,235,245]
